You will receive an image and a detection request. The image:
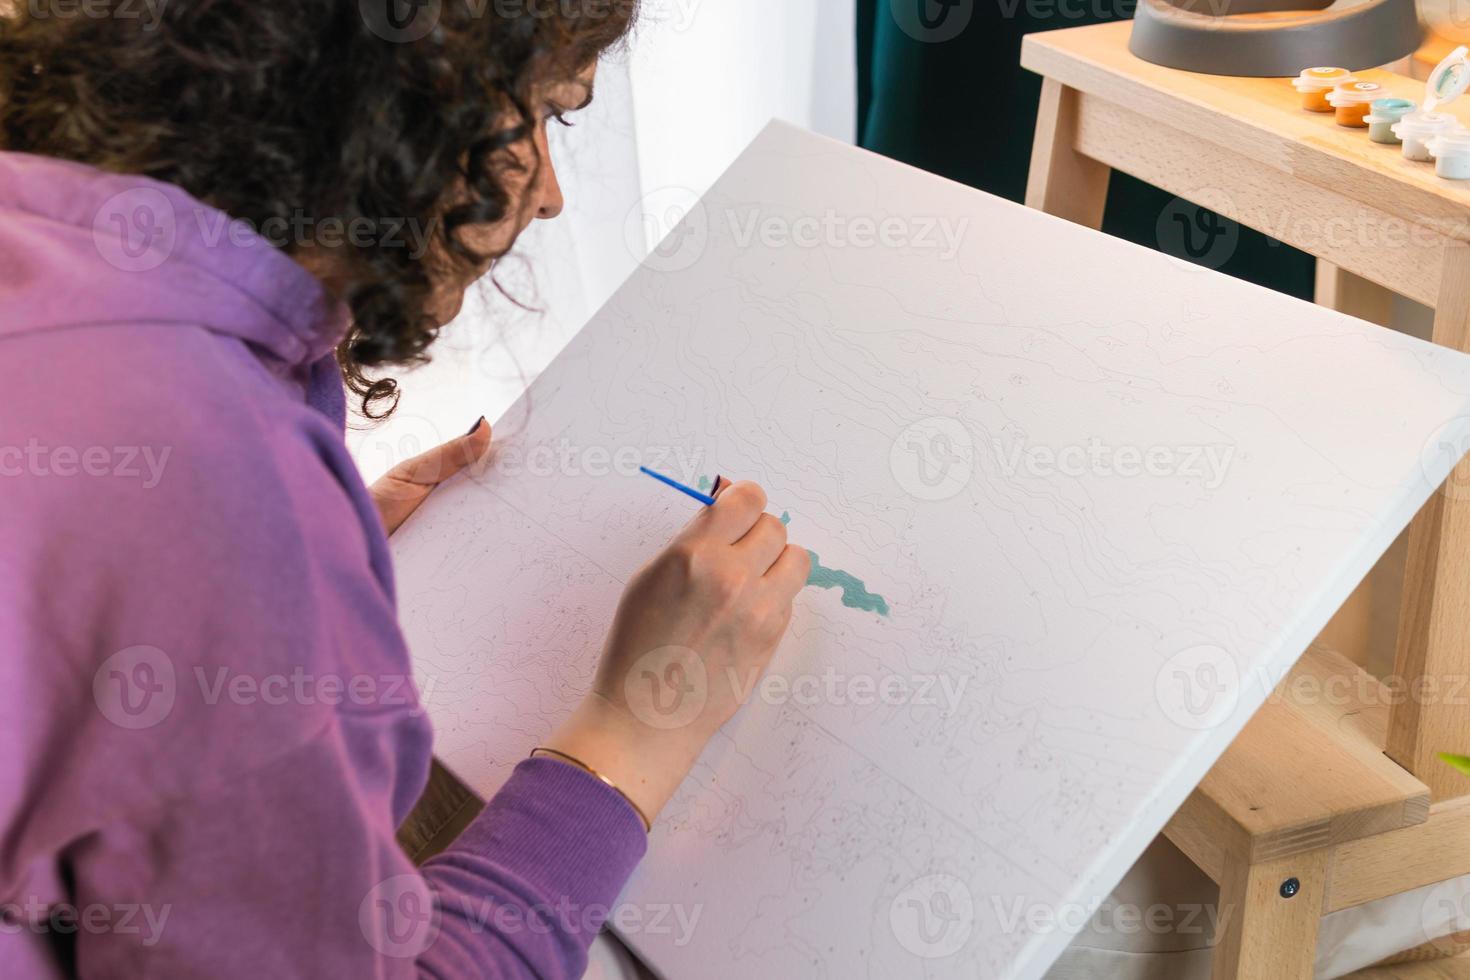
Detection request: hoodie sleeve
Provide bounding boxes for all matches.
[0,323,646,980]
[59,731,648,979]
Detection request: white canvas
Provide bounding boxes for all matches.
[391,121,1470,980]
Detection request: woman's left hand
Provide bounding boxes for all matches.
[371,417,493,535]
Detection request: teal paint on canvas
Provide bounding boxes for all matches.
[806,552,890,617]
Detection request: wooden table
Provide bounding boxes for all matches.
[1023,22,1470,978]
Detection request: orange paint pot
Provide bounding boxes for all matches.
[1328,81,1386,127]
[1292,67,1355,112]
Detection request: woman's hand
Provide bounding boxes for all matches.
[370,418,493,535]
[543,479,810,827]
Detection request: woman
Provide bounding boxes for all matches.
[0,1,808,976]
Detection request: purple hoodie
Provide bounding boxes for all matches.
[0,151,646,977]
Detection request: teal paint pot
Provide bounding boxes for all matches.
[1365,98,1417,143]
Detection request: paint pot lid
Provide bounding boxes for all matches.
[1363,97,1418,124]
[1425,45,1470,111]
[1392,110,1458,140]
[1328,81,1389,106]
[1293,67,1356,92]
[1427,127,1470,158]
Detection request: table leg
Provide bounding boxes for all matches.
[1315,261,1395,328]
[1314,262,1405,675]
[1025,77,1111,230]
[1387,244,1470,800]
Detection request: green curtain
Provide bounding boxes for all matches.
[857,1,1314,299]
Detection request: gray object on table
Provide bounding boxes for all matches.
[1129,0,1422,77]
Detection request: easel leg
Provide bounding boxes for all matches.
[1025,77,1110,229]
[1387,243,1470,800]
[1211,852,1328,980]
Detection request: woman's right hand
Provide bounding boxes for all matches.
[542,479,810,827]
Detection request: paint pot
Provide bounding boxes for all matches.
[1428,128,1470,179]
[1363,97,1417,143]
[1328,81,1387,127]
[1293,67,1356,112]
[1393,111,1457,161]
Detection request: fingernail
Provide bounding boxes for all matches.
[466,416,486,436]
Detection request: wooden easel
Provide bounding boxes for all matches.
[1024,22,1470,977]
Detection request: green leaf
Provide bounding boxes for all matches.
[1439,753,1470,776]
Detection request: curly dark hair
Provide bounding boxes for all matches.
[0,0,637,416]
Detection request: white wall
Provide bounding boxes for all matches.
[349,1,857,481]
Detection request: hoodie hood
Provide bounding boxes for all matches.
[0,151,347,366]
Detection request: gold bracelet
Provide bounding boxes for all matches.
[530,747,653,833]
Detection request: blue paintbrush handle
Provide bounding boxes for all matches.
[639,466,717,506]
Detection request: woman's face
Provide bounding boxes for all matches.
[428,62,598,325]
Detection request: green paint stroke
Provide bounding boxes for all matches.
[806,551,890,617]
[780,511,791,526]
[697,475,713,492]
